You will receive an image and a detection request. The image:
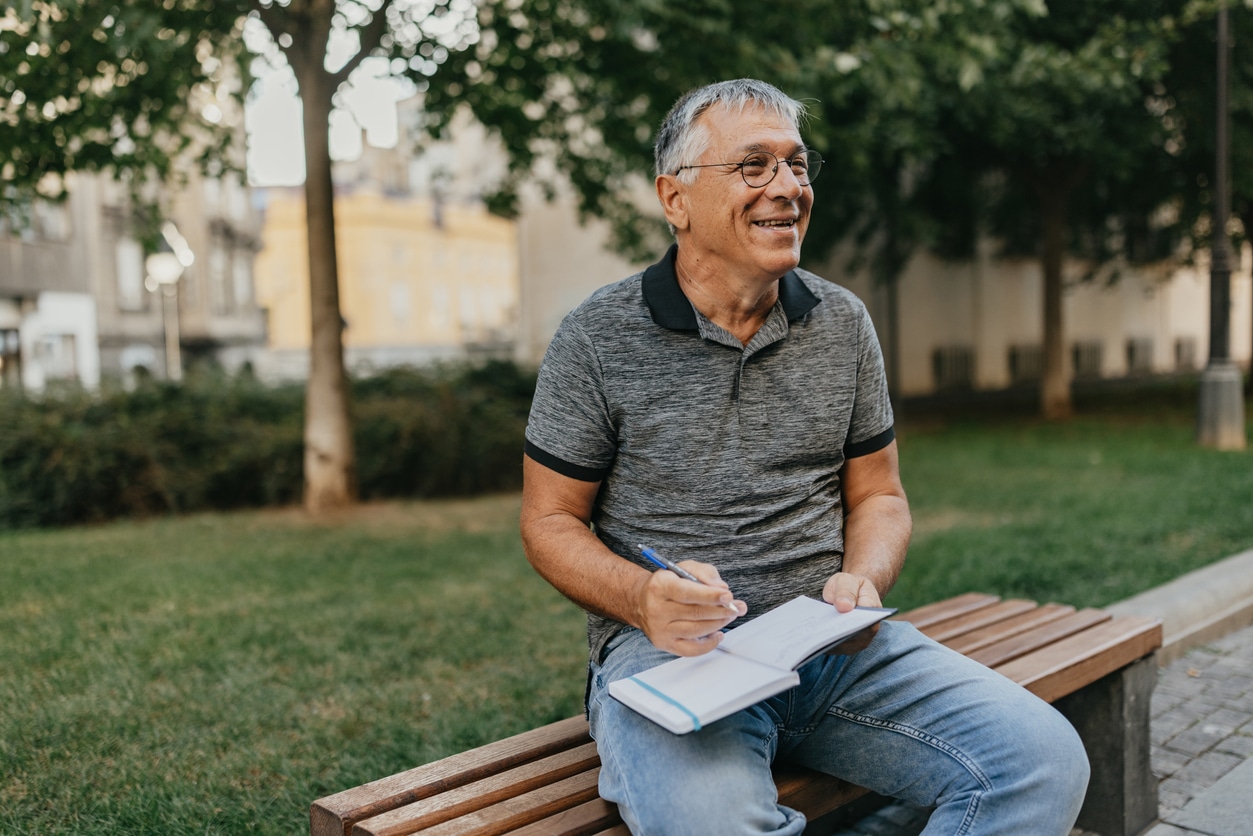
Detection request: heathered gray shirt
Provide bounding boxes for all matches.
[525,245,895,664]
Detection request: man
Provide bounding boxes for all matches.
[521,79,1089,835]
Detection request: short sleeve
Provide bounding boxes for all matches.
[843,302,895,459]
[524,315,618,482]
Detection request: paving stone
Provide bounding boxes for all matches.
[1163,723,1223,757]
[1153,709,1196,745]
[1173,749,1244,787]
[1156,776,1196,813]
[1216,733,1253,759]
[1152,747,1192,780]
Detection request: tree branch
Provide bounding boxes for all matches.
[329,0,396,89]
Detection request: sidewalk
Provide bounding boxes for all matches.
[824,621,1253,836]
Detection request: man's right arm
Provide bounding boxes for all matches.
[519,454,743,656]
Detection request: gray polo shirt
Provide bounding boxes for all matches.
[525,245,895,662]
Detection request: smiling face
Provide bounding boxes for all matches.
[658,102,814,287]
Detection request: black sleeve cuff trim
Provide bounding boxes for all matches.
[844,426,896,459]
[525,440,609,483]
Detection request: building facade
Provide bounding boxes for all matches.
[0,170,266,391]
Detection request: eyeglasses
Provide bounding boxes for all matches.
[674,149,823,188]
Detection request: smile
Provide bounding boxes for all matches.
[754,219,796,228]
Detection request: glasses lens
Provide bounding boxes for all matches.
[740,153,775,187]
[801,151,822,185]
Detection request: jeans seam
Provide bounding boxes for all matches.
[827,704,991,833]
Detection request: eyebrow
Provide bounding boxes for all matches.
[736,140,809,157]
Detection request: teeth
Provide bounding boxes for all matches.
[757,220,794,227]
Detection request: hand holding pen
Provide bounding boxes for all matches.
[640,545,740,613]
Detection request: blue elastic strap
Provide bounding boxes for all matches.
[626,676,701,732]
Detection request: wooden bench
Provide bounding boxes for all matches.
[310,593,1163,836]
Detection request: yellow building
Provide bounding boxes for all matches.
[253,186,519,378]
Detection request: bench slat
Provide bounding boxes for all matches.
[919,598,1040,642]
[353,744,601,836]
[944,603,1075,655]
[312,717,592,836]
[506,798,620,836]
[771,764,869,821]
[964,608,1111,668]
[372,769,601,836]
[995,616,1163,703]
[889,592,999,630]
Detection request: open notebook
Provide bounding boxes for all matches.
[608,596,895,734]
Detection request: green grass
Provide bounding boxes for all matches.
[893,403,1253,611]
[2,401,1251,834]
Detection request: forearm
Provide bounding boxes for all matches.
[840,493,912,598]
[520,503,651,627]
[520,455,740,655]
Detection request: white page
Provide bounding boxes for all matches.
[608,651,800,734]
[719,597,893,671]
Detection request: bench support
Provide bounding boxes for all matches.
[1056,653,1159,836]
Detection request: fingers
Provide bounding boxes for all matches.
[639,564,744,656]
[822,572,882,613]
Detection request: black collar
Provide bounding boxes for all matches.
[641,244,820,331]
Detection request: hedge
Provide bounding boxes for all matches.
[0,360,535,529]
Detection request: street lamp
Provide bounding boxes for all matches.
[1197,1,1247,449]
[144,222,195,383]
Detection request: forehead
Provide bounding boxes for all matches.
[697,101,805,156]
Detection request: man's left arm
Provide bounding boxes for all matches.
[822,439,912,615]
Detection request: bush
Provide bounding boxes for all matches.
[0,360,536,529]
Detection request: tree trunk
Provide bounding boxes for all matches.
[295,50,357,511]
[1031,165,1086,421]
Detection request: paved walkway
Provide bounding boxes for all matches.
[825,620,1253,836]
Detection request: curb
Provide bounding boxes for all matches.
[1106,548,1253,666]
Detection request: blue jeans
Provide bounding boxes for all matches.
[588,622,1090,835]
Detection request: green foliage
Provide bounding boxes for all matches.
[0,362,536,529]
[0,1,253,239]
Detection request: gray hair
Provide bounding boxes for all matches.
[654,79,808,184]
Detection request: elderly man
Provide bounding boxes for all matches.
[520,78,1089,835]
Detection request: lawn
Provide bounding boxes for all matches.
[2,400,1251,834]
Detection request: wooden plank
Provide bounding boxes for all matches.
[944,603,1075,655]
[891,592,1000,631]
[994,616,1163,703]
[588,827,631,836]
[311,717,591,836]
[506,798,620,836]
[919,599,1039,643]
[966,609,1111,669]
[772,764,870,821]
[370,769,602,836]
[351,744,601,836]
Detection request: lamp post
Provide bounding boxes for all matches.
[1197,1,1247,449]
[144,222,195,383]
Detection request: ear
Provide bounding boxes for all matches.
[655,174,690,233]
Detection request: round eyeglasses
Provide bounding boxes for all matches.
[674,149,823,188]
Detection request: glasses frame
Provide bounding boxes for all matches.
[673,149,823,188]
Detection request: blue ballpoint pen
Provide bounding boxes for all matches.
[639,545,739,612]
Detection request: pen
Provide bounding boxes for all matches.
[639,545,739,612]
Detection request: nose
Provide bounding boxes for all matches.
[767,160,806,199]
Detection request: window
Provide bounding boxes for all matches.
[1175,337,1197,371]
[1126,338,1154,376]
[0,329,20,388]
[1008,344,1044,384]
[1072,340,1103,379]
[931,345,975,391]
[115,238,146,311]
[36,334,77,381]
[232,250,253,309]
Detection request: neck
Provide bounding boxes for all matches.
[674,252,780,345]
